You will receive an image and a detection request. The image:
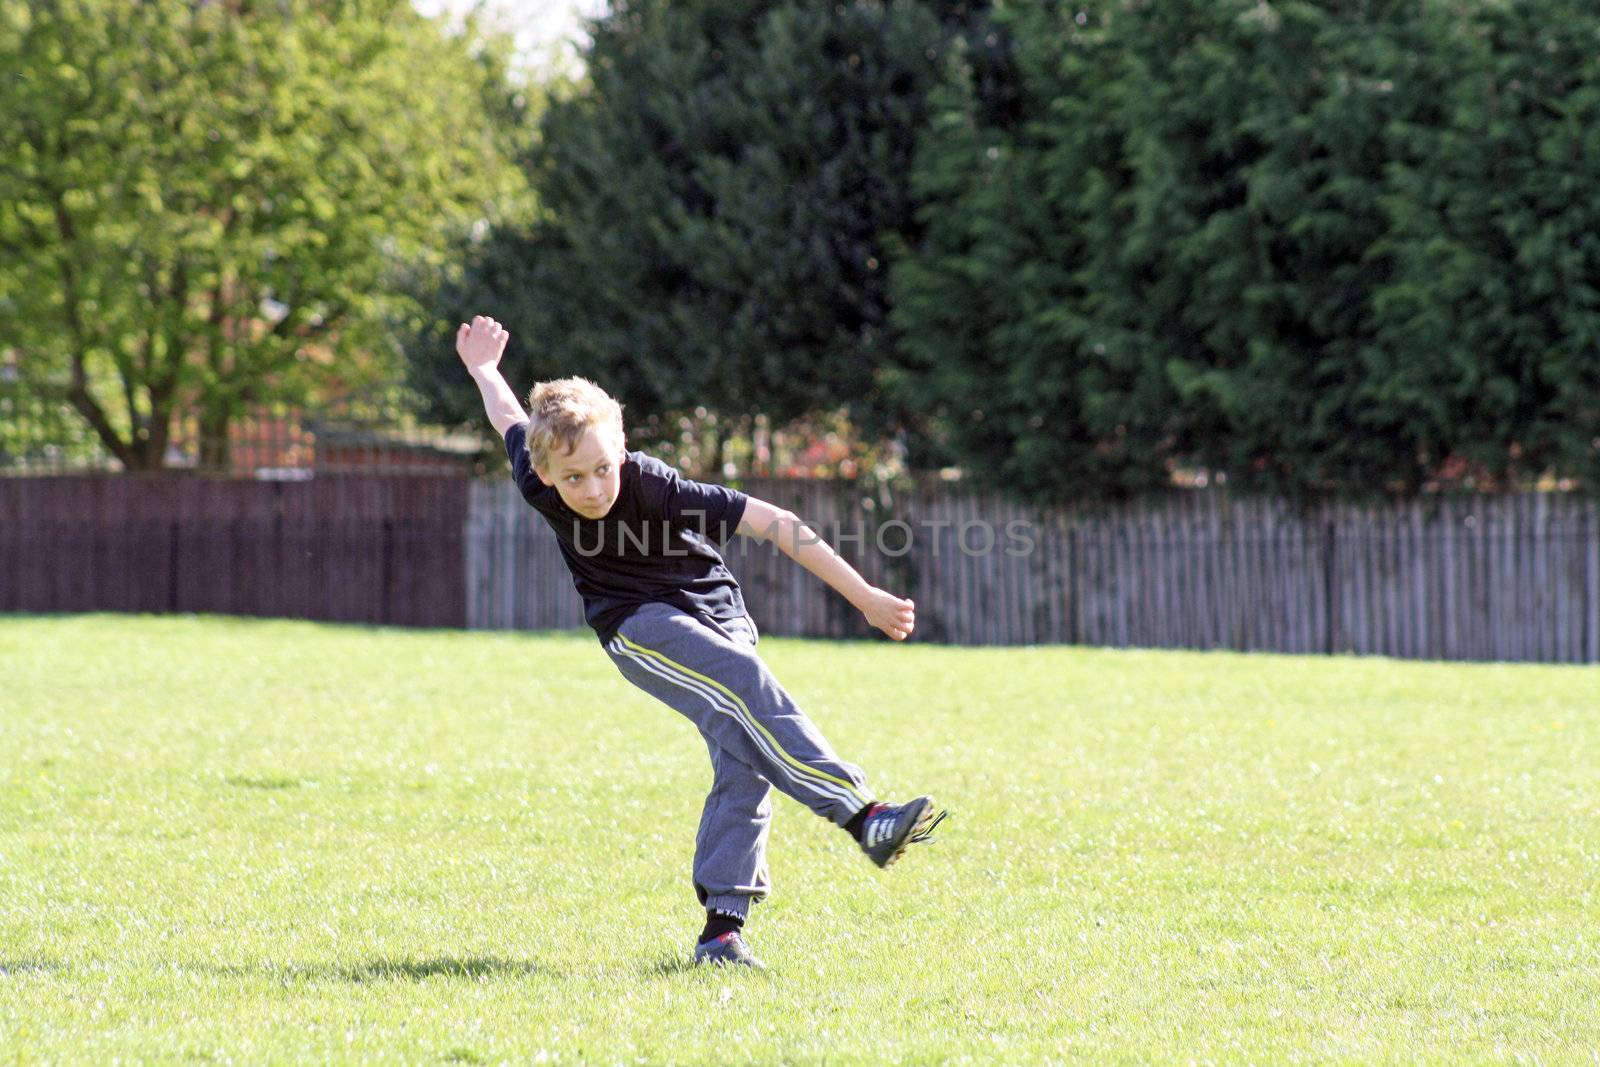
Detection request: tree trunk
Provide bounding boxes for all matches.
[754,412,771,477]
[66,380,139,470]
[140,388,178,470]
[199,405,231,471]
[708,423,724,479]
[124,405,175,470]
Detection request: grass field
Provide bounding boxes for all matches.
[2,614,1597,1064]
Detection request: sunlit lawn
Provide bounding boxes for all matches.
[2,614,1596,1064]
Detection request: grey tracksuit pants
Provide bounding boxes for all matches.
[604,601,874,920]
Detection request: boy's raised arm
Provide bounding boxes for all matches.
[738,496,916,641]
[457,315,526,438]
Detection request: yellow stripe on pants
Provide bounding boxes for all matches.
[615,632,870,806]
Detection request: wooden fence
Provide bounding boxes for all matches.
[0,475,468,627]
[468,481,1600,664]
[3,474,1595,662]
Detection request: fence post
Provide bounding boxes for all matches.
[1587,498,1600,664]
[1065,523,1080,646]
[1322,514,1336,656]
[381,517,395,625]
[168,518,181,613]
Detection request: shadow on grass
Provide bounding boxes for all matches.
[643,953,696,978]
[206,956,553,983]
[332,956,548,982]
[0,959,57,976]
[641,953,773,980]
[224,773,307,790]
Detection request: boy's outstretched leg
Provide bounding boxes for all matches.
[605,602,943,872]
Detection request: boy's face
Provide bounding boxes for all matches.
[536,422,625,519]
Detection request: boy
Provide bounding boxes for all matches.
[457,315,944,969]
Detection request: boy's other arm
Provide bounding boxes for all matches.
[456,315,526,438]
[737,496,916,641]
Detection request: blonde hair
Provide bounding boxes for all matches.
[525,376,625,471]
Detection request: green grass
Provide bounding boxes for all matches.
[1,613,1597,1065]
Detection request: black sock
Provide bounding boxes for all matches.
[699,911,744,944]
[844,802,878,844]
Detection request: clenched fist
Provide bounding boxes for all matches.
[456,315,510,371]
[860,587,916,641]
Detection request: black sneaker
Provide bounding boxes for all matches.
[693,931,767,970]
[858,796,947,868]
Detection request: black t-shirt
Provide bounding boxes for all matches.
[504,422,750,643]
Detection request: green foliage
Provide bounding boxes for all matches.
[401,0,1599,497]
[0,0,531,469]
[0,378,104,469]
[1371,0,1600,490]
[895,0,1600,499]
[407,0,962,452]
